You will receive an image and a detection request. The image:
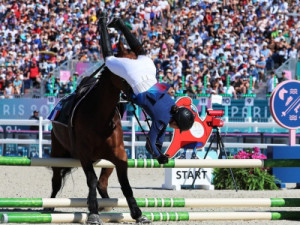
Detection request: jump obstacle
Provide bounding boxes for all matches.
[1,198,300,208]
[2,157,300,223]
[1,211,300,223]
[1,156,300,168]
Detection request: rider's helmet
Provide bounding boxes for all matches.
[172,107,195,132]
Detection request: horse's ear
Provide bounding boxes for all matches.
[117,39,137,59]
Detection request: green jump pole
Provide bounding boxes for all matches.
[1,198,300,208]
[2,211,300,223]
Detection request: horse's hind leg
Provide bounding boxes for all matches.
[114,159,150,223]
[97,168,113,198]
[97,168,114,212]
[82,161,103,225]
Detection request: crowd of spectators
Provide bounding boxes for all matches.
[0,0,299,99]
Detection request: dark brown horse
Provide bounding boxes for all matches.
[49,42,149,225]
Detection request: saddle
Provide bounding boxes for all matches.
[48,65,104,127]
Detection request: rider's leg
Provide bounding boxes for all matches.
[98,11,114,60]
[108,18,146,56]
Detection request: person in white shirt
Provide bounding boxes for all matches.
[250,45,260,61]
[267,71,278,94]
[289,45,298,58]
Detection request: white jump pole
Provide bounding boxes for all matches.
[1,198,300,208]
[2,211,300,223]
[1,157,299,168]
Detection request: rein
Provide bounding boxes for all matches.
[130,101,151,136]
[126,100,157,154]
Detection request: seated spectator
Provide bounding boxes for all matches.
[4,81,15,99]
[59,84,70,95]
[167,86,175,99]
[0,77,5,99]
[223,81,238,99]
[205,82,213,95]
[29,61,40,88]
[174,79,184,95]
[13,74,23,96]
[165,69,174,85]
[233,76,245,97]
[247,64,259,88]
[279,71,288,83]
[240,70,251,94]
[185,81,197,97]
[53,77,62,95]
[66,76,75,93]
[45,73,56,94]
[255,55,266,82]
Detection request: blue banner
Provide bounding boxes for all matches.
[195,99,271,119]
[0,98,271,120]
[0,98,56,119]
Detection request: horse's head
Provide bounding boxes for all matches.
[115,40,137,59]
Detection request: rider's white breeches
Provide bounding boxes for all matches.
[105,55,157,95]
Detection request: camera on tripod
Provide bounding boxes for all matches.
[206,109,224,128]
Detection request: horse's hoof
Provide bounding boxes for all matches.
[86,214,104,225]
[136,215,151,224]
[98,207,112,212]
[43,208,54,212]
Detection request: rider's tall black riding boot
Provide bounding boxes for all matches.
[98,11,114,59]
[108,18,146,56]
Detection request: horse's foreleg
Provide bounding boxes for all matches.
[97,168,114,212]
[82,162,103,225]
[115,160,150,223]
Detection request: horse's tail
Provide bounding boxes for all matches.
[61,167,75,189]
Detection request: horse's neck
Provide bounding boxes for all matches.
[91,74,121,117]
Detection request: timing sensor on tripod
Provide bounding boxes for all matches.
[206,109,224,127]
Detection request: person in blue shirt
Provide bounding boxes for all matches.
[98,12,194,164]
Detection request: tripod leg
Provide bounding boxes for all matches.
[191,134,216,187]
[216,129,238,192]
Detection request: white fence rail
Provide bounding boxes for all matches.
[0,118,296,158]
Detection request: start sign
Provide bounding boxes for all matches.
[162,151,217,190]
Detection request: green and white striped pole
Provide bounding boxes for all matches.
[0,157,300,168]
[1,198,300,208]
[2,211,300,223]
